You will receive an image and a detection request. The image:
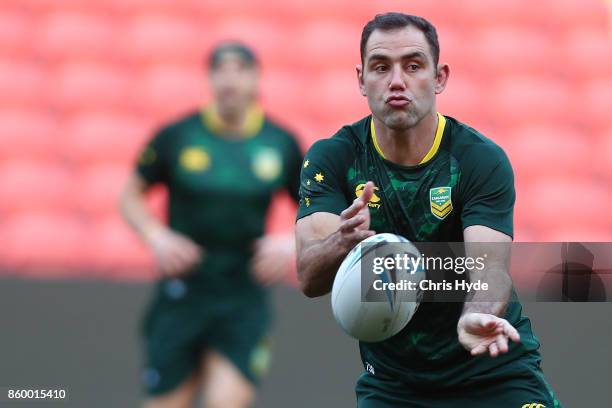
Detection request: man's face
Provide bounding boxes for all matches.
[209,52,259,114]
[357,26,447,130]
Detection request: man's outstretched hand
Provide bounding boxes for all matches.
[336,181,376,252]
[457,313,521,358]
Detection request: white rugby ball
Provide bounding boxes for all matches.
[331,233,424,342]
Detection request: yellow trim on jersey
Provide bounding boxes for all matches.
[419,113,446,164]
[202,103,264,138]
[370,112,446,164]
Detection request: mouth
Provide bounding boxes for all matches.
[385,95,411,108]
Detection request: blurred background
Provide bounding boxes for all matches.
[0,0,611,406]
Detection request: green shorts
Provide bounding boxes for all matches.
[140,278,272,396]
[356,355,563,408]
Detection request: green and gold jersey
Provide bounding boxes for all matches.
[297,114,540,387]
[137,107,302,297]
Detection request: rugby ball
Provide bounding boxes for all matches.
[331,233,424,342]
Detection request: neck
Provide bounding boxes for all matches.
[373,111,439,166]
[214,104,248,133]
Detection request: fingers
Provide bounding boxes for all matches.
[503,322,521,343]
[339,215,366,233]
[470,343,488,356]
[360,181,375,204]
[341,197,366,220]
[488,341,499,357]
[341,181,375,220]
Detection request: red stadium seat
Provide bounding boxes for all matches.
[209,19,291,70]
[122,14,210,65]
[60,111,152,165]
[598,129,612,182]
[504,126,594,179]
[520,178,611,234]
[293,20,361,69]
[471,27,553,77]
[452,0,524,28]
[539,0,609,33]
[580,79,612,132]
[487,77,573,128]
[73,163,131,217]
[544,226,612,242]
[259,70,307,120]
[131,64,205,117]
[0,212,88,273]
[33,12,119,62]
[0,61,47,109]
[49,62,131,113]
[0,11,33,58]
[564,30,612,81]
[437,76,486,125]
[85,215,155,278]
[0,110,58,161]
[304,71,369,125]
[0,160,74,214]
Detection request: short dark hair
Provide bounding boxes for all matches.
[360,12,440,67]
[208,41,258,69]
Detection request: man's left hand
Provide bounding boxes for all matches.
[458,312,521,357]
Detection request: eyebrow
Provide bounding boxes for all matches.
[367,51,428,64]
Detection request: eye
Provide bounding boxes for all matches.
[407,64,420,72]
[374,65,388,73]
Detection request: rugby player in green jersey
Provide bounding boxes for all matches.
[295,13,562,408]
[119,43,302,408]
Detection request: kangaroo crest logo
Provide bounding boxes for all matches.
[430,186,452,220]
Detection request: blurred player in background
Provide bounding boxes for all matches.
[119,42,303,408]
[295,13,562,408]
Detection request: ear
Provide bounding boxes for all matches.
[356,64,366,96]
[434,63,450,95]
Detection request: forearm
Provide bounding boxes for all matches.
[118,185,165,244]
[462,262,513,317]
[297,231,347,297]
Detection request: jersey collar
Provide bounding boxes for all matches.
[202,103,264,138]
[370,112,446,165]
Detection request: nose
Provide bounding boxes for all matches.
[388,65,406,91]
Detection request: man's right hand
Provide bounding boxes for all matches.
[145,227,204,277]
[334,181,376,252]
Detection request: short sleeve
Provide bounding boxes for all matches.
[136,129,172,185]
[296,137,353,220]
[459,144,515,238]
[282,133,304,203]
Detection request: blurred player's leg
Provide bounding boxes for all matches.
[144,373,199,408]
[200,350,255,408]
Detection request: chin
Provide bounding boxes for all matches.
[384,112,419,131]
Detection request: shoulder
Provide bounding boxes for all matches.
[444,116,512,173]
[261,115,298,141]
[153,111,200,142]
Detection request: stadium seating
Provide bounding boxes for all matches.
[49,62,131,113]
[0,11,32,58]
[130,64,205,117]
[60,111,152,165]
[34,12,119,62]
[0,110,58,161]
[0,62,46,109]
[0,160,73,214]
[85,215,155,278]
[0,212,87,274]
[1,0,610,277]
[73,163,131,217]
